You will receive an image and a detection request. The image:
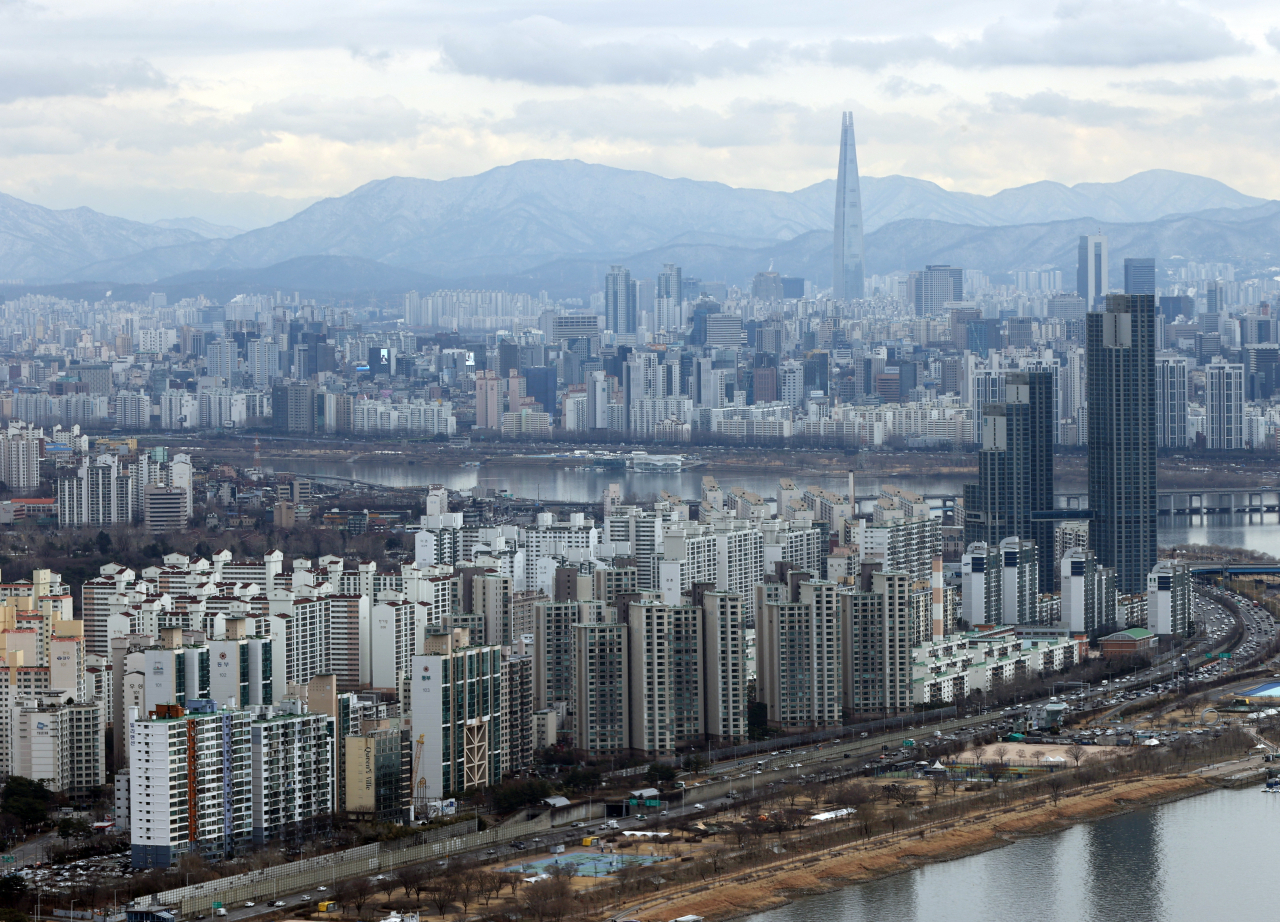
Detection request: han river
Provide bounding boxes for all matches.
[746,787,1273,922]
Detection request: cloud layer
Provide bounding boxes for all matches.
[0,0,1278,227]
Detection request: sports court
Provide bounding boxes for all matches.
[504,852,668,878]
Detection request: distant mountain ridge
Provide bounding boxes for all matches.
[0,160,1273,290]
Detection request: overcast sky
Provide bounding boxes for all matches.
[3,0,1279,227]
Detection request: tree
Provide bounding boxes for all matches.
[993,745,1010,765]
[428,874,459,917]
[1065,743,1087,768]
[1045,773,1067,806]
[348,878,373,913]
[681,753,707,774]
[395,866,423,906]
[930,774,948,800]
[378,874,398,901]
[645,762,678,786]
[94,531,112,556]
[1,778,52,829]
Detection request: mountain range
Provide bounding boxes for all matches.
[0,161,1275,296]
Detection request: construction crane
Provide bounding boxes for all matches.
[411,733,429,814]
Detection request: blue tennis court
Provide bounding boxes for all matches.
[504,852,668,877]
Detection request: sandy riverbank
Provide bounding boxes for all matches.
[622,773,1216,922]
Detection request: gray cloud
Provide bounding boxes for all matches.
[881,76,944,98]
[987,91,1149,127]
[349,46,394,68]
[960,0,1251,68]
[1267,28,1280,52]
[235,95,429,145]
[442,2,1250,88]
[1115,77,1277,98]
[0,58,167,103]
[440,17,787,86]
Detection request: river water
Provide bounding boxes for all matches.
[746,787,1272,922]
[264,458,1280,558]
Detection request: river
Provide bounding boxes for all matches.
[746,787,1273,922]
[264,458,1280,558]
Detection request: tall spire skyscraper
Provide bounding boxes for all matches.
[833,112,865,301]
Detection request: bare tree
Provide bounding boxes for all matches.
[1045,772,1067,806]
[930,774,948,800]
[971,745,987,765]
[378,874,398,902]
[993,745,1010,765]
[395,865,423,906]
[348,877,373,914]
[428,873,460,917]
[1065,743,1087,768]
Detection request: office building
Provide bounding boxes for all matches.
[1087,294,1157,595]
[1077,234,1108,308]
[143,485,188,533]
[962,370,1055,587]
[832,112,866,301]
[1123,258,1155,296]
[1205,361,1245,450]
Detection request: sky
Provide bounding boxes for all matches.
[2,0,1280,228]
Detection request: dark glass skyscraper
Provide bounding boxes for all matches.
[1123,257,1155,295]
[1087,294,1157,594]
[832,112,865,301]
[963,370,1056,588]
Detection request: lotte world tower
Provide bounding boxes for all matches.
[832,112,865,301]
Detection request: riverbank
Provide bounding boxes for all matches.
[619,772,1230,922]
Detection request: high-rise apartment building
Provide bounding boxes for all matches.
[757,577,842,732]
[909,265,964,317]
[1077,234,1108,308]
[1155,354,1189,448]
[1147,561,1192,636]
[410,629,504,807]
[604,265,638,335]
[962,370,1056,587]
[205,340,238,384]
[129,700,252,867]
[841,570,911,719]
[0,424,42,494]
[475,370,502,430]
[574,620,629,757]
[625,599,704,756]
[1205,360,1245,449]
[832,112,866,301]
[249,702,333,844]
[1087,294,1157,594]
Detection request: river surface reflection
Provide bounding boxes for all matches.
[745,787,1272,922]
